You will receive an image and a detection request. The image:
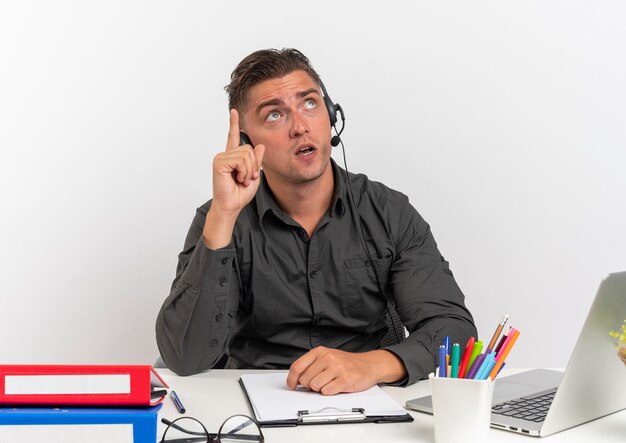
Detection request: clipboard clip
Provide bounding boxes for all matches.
[297,407,366,424]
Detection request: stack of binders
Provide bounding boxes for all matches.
[0,364,168,443]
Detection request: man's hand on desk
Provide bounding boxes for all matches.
[286,346,407,396]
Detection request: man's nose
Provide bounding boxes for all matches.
[289,111,309,138]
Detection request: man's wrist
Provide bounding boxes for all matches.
[202,207,240,250]
[365,349,408,384]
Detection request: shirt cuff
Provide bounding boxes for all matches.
[181,238,236,291]
[384,334,436,386]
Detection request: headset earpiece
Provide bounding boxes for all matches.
[319,80,338,127]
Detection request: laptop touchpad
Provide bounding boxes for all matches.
[494,369,563,403]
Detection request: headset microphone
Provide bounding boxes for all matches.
[330,103,345,147]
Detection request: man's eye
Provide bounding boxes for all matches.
[267,111,281,122]
[304,99,316,109]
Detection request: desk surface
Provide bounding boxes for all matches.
[159,368,625,443]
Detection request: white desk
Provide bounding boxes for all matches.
[159,369,625,443]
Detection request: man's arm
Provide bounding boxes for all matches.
[156,109,264,375]
[156,207,239,375]
[382,200,477,385]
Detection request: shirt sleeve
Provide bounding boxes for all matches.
[155,204,240,376]
[382,199,477,385]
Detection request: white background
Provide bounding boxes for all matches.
[1,1,625,370]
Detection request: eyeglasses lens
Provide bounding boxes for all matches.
[218,415,263,442]
[162,416,212,442]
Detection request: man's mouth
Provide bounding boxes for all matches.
[296,145,316,156]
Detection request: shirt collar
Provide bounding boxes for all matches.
[254,159,347,223]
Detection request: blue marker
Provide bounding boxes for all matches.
[443,336,450,368]
[475,352,496,380]
[438,345,448,377]
[443,336,450,357]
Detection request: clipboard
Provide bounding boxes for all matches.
[239,373,413,427]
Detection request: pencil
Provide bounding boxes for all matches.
[486,314,509,353]
[488,329,520,380]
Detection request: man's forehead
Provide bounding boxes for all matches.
[246,71,320,107]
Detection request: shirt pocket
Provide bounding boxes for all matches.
[343,257,391,323]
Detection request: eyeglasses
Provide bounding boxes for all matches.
[160,414,264,443]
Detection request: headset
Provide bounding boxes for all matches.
[239,78,402,345]
[318,81,345,147]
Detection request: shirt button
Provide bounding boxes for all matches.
[215,313,223,322]
[219,277,227,286]
[309,271,317,279]
[365,260,372,266]
[209,339,218,347]
[221,257,229,265]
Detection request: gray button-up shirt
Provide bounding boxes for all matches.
[156,160,476,385]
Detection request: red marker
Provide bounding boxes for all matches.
[457,336,475,378]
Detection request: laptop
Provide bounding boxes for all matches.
[406,271,626,437]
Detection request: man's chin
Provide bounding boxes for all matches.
[270,163,330,186]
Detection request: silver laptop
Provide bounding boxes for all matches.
[406,271,626,437]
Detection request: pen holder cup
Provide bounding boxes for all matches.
[429,373,495,443]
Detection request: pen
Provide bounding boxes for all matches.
[443,335,450,366]
[466,353,486,379]
[457,336,475,378]
[170,390,186,414]
[486,314,509,353]
[475,352,496,380]
[438,345,447,377]
[493,331,509,354]
[496,327,517,359]
[450,343,461,378]
[466,340,483,374]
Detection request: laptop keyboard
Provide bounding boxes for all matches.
[492,388,557,423]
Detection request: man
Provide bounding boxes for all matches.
[156,48,476,395]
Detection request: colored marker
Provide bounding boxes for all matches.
[489,329,521,380]
[496,362,507,377]
[466,353,486,379]
[457,336,475,378]
[473,353,490,379]
[494,331,509,354]
[438,345,447,377]
[450,343,461,378]
[466,340,483,375]
[496,327,517,359]
[476,352,497,380]
[443,335,450,366]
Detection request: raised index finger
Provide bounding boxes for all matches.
[226,108,241,151]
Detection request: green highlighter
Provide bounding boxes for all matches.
[466,340,484,375]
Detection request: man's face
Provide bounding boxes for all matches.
[240,70,333,187]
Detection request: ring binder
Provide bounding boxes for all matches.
[297,407,366,424]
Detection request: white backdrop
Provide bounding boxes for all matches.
[1,1,625,370]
